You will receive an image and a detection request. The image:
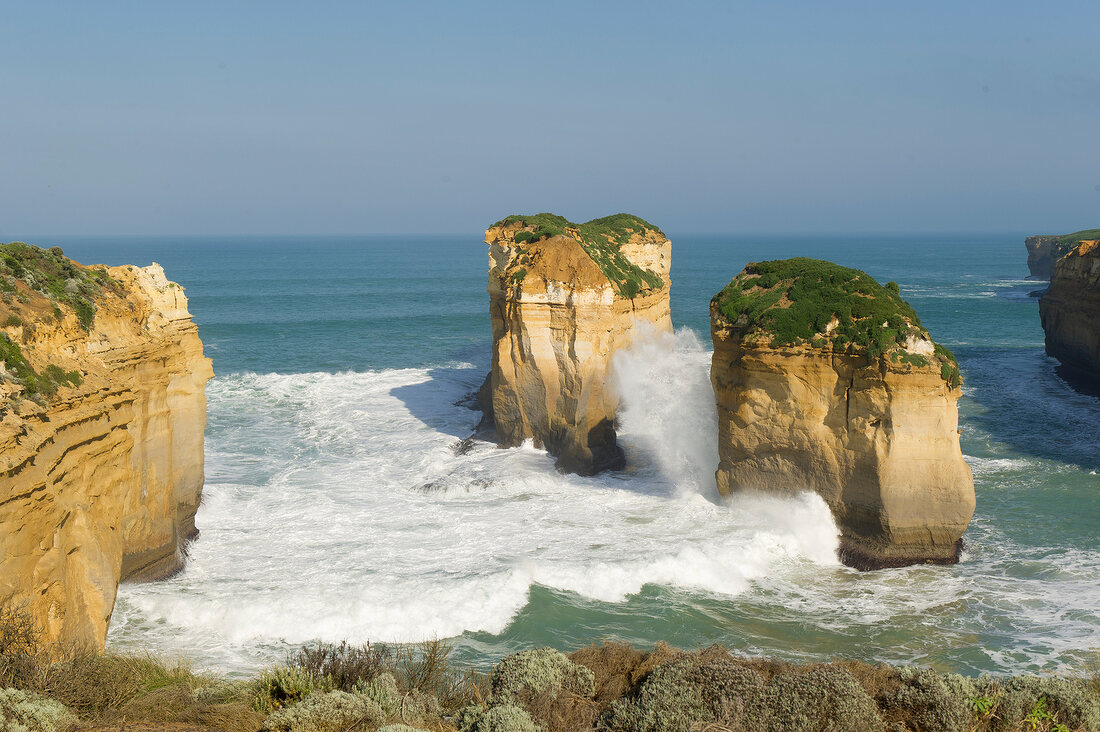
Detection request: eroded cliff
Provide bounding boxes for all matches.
[1026,230,1100,280]
[0,243,212,649]
[1039,239,1100,387]
[709,258,974,569]
[483,214,671,474]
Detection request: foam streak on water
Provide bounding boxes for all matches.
[108,329,840,671]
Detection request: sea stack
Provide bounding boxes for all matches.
[0,243,212,649]
[709,258,974,569]
[1039,238,1100,387]
[1026,229,1100,279]
[482,213,671,474]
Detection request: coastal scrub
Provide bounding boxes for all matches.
[712,257,960,386]
[493,213,666,298]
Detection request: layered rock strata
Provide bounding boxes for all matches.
[0,243,212,649]
[483,214,671,474]
[1039,239,1100,387]
[709,258,974,569]
[1026,230,1100,279]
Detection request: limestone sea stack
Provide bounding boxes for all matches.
[709,258,974,569]
[1039,239,1100,387]
[1026,229,1100,280]
[482,214,671,474]
[0,243,212,649]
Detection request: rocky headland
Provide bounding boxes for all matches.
[481,213,671,474]
[1026,229,1100,280]
[1039,238,1100,388]
[709,258,974,569]
[0,243,212,650]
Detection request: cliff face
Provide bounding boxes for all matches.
[0,245,212,650]
[1026,230,1100,279]
[484,214,671,474]
[1039,240,1100,386]
[709,258,974,569]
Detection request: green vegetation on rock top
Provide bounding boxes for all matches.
[712,258,959,385]
[492,213,665,299]
[1,242,118,330]
[1058,229,1100,247]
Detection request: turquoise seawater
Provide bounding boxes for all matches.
[44,233,1100,677]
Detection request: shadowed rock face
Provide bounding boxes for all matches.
[1039,240,1100,388]
[709,258,974,569]
[1026,236,1068,280]
[482,214,671,474]
[1026,230,1100,279]
[0,252,211,649]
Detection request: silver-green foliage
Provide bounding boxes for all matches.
[252,665,327,712]
[260,689,384,732]
[377,725,429,732]
[765,666,885,732]
[994,676,1099,732]
[602,658,769,732]
[880,666,976,732]
[457,702,540,732]
[601,659,710,732]
[0,687,79,732]
[353,671,441,728]
[490,647,594,705]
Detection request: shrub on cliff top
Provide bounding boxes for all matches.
[259,689,384,732]
[492,213,665,298]
[712,258,959,380]
[251,665,327,713]
[765,665,886,732]
[601,654,771,732]
[0,687,78,732]
[457,702,540,732]
[994,676,1100,731]
[489,647,597,730]
[0,242,118,331]
[877,665,976,732]
[286,638,484,717]
[1057,229,1100,247]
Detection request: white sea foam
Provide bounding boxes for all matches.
[108,328,840,670]
[107,328,1100,675]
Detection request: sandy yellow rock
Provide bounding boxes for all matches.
[709,259,974,568]
[0,260,211,649]
[482,215,671,474]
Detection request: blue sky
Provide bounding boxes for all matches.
[1,1,1097,235]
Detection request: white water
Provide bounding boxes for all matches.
[108,328,840,671]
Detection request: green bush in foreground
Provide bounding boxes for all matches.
[259,688,383,732]
[0,688,78,732]
[457,702,540,732]
[995,676,1100,732]
[764,666,885,732]
[601,658,716,732]
[879,666,976,732]
[252,665,327,713]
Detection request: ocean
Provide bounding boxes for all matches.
[43,233,1100,677]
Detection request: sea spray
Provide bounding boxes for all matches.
[107,334,841,671]
[613,326,720,499]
